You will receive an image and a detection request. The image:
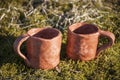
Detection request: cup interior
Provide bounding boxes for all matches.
[33,28,60,39]
[73,24,98,34]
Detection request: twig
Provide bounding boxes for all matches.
[0,13,6,21]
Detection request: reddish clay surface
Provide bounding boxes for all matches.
[14,28,62,70]
[67,23,115,61]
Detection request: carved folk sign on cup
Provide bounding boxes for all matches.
[13,28,62,70]
[66,23,115,61]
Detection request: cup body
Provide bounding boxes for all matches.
[26,28,62,69]
[67,23,99,61]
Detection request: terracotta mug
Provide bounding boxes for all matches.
[66,23,115,61]
[13,28,62,69]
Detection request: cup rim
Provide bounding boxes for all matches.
[27,27,62,41]
[68,22,100,37]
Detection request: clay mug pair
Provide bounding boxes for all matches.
[13,22,115,70]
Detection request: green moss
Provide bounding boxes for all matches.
[0,63,18,78]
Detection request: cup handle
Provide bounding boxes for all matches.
[96,30,115,57]
[13,34,30,66]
